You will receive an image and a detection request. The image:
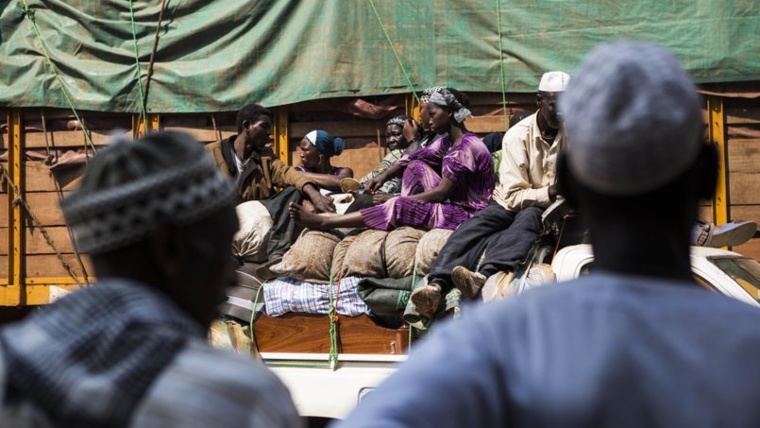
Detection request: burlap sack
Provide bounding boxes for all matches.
[331,231,360,280]
[343,229,389,278]
[270,229,343,283]
[413,228,453,277]
[232,201,273,262]
[384,227,425,278]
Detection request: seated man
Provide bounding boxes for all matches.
[411,71,570,318]
[335,40,760,428]
[0,132,299,427]
[206,103,334,261]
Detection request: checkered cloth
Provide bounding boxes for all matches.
[0,279,204,427]
[263,276,371,317]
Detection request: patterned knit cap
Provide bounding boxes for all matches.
[559,41,702,196]
[61,131,235,254]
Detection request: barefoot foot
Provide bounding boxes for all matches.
[289,202,328,230]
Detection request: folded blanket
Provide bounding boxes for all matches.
[356,276,413,328]
[263,276,370,317]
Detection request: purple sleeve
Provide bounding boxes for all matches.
[442,136,479,182]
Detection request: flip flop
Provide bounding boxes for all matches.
[705,221,757,248]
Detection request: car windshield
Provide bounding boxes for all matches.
[708,256,760,302]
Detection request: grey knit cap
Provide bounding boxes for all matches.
[61,132,235,254]
[559,41,703,196]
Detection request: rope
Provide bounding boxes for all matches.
[0,166,85,287]
[128,0,150,135]
[327,268,340,370]
[367,0,419,103]
[19,0,97,154]
[142,0,169,117]
[40,110,91,285]
[496,0,509,129]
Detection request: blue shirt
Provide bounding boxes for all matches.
[335,272,760,427]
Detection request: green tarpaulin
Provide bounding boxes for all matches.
[1,0,758,112]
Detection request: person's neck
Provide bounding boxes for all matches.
[448,125,465,143]
[587,214,693,281]
[536,113,558,143]
[317,158,333,174]
[233,134,248,160]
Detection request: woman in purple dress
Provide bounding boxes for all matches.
[290,88,494,231]
[295,129,353,192]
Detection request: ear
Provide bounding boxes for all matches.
[241,120,251,131]
[555,150,578,210]
[694,142,718,201]
[536,93,542,109]
[151,220,183,283]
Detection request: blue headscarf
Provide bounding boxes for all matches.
[304,130,344,157]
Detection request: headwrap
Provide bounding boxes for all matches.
[304,129,345,157]
[386,115,408,128]
[61,132,235,254]
[559,41,702,196]
[428,88,473,123]
[420,86,446,103]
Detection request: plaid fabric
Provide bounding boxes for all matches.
[0,279,203,428]
[263,276,370,317]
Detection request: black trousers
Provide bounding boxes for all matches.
[427,201,543,289]
[259,187,304,259]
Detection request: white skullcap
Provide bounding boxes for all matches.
[62,132,235,254]
[538,71,570,92]
[559,41,702,196]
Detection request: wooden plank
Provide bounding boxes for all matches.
[729,172,760,205]
[163,126,236,143]
[0,192,68,227]
[730,205,760,224]
[253,313,408,355]
[23,130,120,149]
[23,226,76,255]
[25,162,84,192]
[467,116,508,134]
[727,107,760,125]
[734,237,760,261]
[728,139,760,173]
[23,254,92,279]
[290,121,386,140]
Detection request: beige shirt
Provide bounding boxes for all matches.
[493,113,565,211]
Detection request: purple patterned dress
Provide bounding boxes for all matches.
[360,133,494,230]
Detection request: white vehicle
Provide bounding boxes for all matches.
[256,243,760,423]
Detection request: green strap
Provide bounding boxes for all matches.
[327,269,340,370]
[496,0,509,129]
[19,0,97,154]
[367,0,419,103]
[128,0,150,134]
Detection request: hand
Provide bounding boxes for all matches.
[402,119,419,144]
[364,175,386,194]
[548,184,559,202]
[312,194,336,213]
[372,193,393,204]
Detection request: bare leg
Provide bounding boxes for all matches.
[289,202,366,230]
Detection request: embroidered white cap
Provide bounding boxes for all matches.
[538,71,571,92]
[559,41,703,196]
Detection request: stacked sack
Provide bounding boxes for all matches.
[271,227,454,282]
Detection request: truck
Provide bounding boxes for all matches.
[244,234,760,422]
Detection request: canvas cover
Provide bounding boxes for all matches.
[1,0,758,112]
